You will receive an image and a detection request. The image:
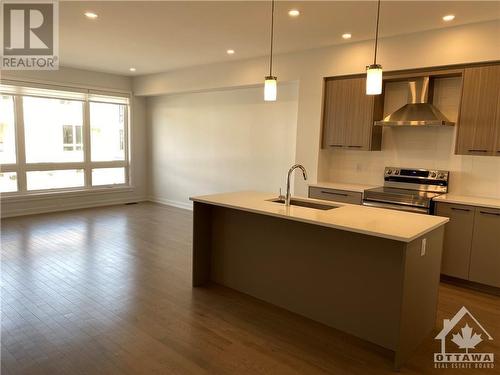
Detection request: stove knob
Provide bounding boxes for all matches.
[431,172,437,178]
[438,173,445,179]
[387,169,392,175]
[395,170,400,175]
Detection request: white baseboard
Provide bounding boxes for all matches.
[148,196,193,211]
[1,193,192,219]
[1,195,147,218]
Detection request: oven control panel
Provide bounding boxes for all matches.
[384,167,449,181]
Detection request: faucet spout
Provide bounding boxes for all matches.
[285,164,308,206]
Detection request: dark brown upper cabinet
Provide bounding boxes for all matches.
[455,65,500,156]
[321,76,382,151]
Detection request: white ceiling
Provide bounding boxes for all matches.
[59,1,500,75]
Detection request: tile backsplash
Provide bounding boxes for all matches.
[318,126,500,198]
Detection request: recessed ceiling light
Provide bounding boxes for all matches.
[226,49,235,55]
[342,33,352,40]
[288,9,300,17]
[84,12,98,19]
[129,67,136,72]
[442,14,455,22]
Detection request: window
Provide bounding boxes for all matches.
[92,167,126,186]
[0,95,16,164]
[0,172,17,193]
[0,83,130,195]
[119,129,124,151]
[90,102,126,161]
[24,97,84,163]
[63,125,83,151]
[27,170,84,191]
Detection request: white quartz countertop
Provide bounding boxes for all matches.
[190,191,449,243]
[309,182,377,193]
[433,194,500,210]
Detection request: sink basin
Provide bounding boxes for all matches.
[269,198,338,211]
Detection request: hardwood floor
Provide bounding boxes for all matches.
[1,202,499,375]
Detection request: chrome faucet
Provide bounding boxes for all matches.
[285,164,308,206]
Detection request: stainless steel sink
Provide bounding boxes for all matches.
[269,198,338,211]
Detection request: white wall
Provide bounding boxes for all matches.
[135,20,500,199]
[320,130,500,197]
[1,67,148,217]
[147,83,299,208]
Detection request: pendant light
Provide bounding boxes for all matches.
[264,0,277,101]
[366,0,382,95]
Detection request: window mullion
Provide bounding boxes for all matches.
[24,163,85,171]
[14,96,27,193]
[83,100,92,187]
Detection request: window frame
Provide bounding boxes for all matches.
[0,84,131,197]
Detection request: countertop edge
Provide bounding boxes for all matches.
[433,195,500,210]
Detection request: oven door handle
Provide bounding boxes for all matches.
[362,200,429,214]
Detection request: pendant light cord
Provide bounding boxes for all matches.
[373,0,381,65]
[269,0,275,76]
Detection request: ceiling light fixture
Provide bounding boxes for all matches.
[84,11,98,19]
[366,0,383,95]
[226,49,235,55]
[342,33,352,40]
[264,0,277,101]
[442,14,455,22]
[129,68,136,72]
[288,9,300,17]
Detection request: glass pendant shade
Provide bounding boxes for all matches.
[366,64,383,95]
[264,76,277,101]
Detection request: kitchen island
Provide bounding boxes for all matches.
[190,191,449,369]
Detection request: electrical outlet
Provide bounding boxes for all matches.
[421,238,427,256]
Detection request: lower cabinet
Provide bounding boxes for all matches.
[468,208,500,288]
[308,186,362,205]
[436,202,500,288]
[435,203,475,279]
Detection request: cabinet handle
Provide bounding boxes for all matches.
[321,191,349,197]
[468,149,488,152]
[451,207,471,212]
[329,144,344,148]
[479,211,500,216]
[348,145,363,148]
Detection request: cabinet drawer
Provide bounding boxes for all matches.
[309,187,362,205]
[435,202,475,279]
[469,207,500,288]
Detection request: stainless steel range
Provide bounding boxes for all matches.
[363,167,449,214]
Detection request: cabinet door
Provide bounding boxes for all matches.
[495,95,500,156]
[469,207,500,288]
[344,78,375,150]
[435,203,475,279]
[322,77,375,150]
[323,79,349,148]
[455,65,500,156]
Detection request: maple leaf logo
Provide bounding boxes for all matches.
[451,324,483,353]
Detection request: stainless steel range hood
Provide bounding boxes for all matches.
[374,76,455,127]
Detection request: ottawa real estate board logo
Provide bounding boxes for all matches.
[434,306,495,369]
[1,0,59,70]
